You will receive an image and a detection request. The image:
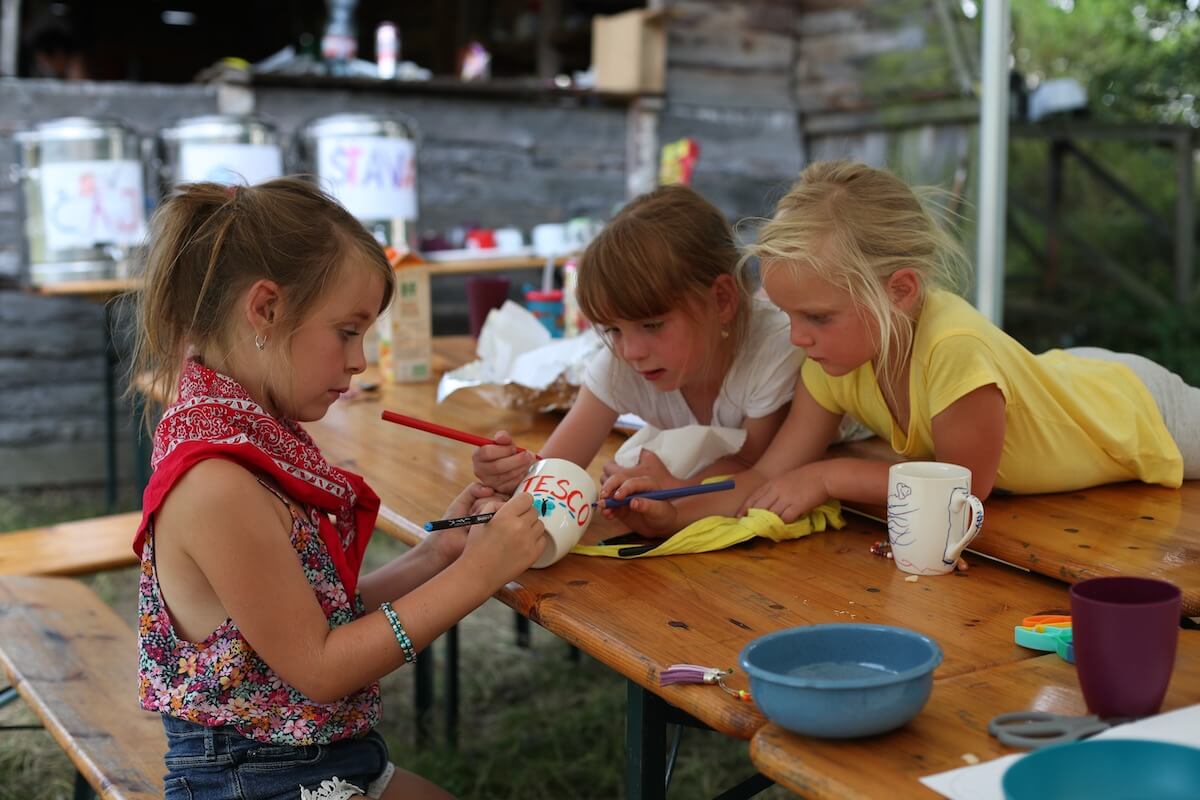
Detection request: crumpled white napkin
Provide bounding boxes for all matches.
[437,302,603,405]
[614,424,747,480]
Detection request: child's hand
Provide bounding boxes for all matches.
[739,464,830,522]
[461,492,546,586]
[601,451,685,491]
[599,475,680,538]
[472,430,535,494]
[416,482,501,568]
[443,481,496,519]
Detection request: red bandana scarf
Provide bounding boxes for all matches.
[134,359,379,599]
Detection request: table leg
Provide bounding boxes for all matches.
[102,304,118,511]
[445,624,459,749]
[515,611,531,648]
[625,681,667,800]
[73,771,96,800]
[415,645,434,747]
[712,773,774,800]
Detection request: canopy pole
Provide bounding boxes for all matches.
[976,0,1011,325]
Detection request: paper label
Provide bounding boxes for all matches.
[178,143,282,185]
[317,136,416,220]
[39,160,146,251]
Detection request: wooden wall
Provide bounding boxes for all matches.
[660,0,980,222]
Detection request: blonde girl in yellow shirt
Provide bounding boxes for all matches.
[604,160,1200,535]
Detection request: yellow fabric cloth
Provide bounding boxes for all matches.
[802,290,1183,492]
[572,503,844,558]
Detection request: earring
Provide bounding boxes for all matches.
[254,333,267,351]
[720,328,730,339]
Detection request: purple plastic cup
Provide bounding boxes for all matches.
[466,276,511,339]
[1070,576,1181,719]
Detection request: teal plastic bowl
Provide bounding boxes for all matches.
[1004,739,1200,799]
[739,623,942,738]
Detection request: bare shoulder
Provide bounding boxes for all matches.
[156,459,292,548]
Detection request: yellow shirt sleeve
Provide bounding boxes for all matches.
[801,358,844,415]
[924,334,1011,418]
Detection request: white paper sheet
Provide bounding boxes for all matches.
[919,703,1200,799]
[436,302,602,406]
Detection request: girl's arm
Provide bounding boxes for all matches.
[929,383,1005,500]
[472,386,618,492]
[742,383,1006,517]
[541,386,621,466]
[356,482,500,607]
[602,379,843,534]
[165,461,544,705]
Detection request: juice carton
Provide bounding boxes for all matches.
[378,247,432,383]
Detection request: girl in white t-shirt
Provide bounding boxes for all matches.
[471,184,801,510]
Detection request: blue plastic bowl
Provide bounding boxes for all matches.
[739,623,942,738]
[1004,739,1200,800]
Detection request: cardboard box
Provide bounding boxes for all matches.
[591,9,666,94]
[378,265,432,383]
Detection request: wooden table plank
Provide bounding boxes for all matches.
[750,631,1200,799]
[836,439,1200,614]
[309,341,1072,741]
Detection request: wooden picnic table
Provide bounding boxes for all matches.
[750,631,1200,799]
[837,439,1200,615]
[307,337,1085,798]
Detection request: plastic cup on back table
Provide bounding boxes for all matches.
[465,276,510,339]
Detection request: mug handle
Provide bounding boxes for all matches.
[944,493,985,563]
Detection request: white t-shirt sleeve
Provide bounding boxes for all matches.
[583,346,624,413]
[725,304,804,420]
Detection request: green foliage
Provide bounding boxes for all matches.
[1004,1,1200,381]
[1013,0,1200,125]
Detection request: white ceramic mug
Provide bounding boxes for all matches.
[493,227,524,251]
[532,223,569,257]
[516,457,598,568]
[887,462,984,576]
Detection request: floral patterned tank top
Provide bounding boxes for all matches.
[137,479,381,745]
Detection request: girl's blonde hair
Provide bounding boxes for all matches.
[578,184,751,348]
[752,160,970,382]
[130,177,394,418]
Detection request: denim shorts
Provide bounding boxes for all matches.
[161,715,392,800]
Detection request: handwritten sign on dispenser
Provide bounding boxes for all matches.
[39,160,146,251]
[317,136,416,221]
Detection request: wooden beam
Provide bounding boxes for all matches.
[1065,141,1173,243]
[1010,196,1171,313]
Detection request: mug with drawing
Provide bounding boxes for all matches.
[886,462,984,576]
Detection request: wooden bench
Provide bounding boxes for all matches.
[0,575,164,800]
[0,512,140,577]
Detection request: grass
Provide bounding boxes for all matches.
[0,488,794,800]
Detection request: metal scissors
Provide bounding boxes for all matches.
[988,711,1110,749]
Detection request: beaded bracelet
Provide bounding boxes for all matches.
[380,601,416,664]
